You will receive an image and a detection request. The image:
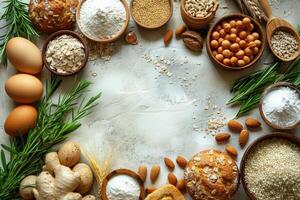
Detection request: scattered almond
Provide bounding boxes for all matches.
[138,165,147,182]
[167,172,177,186]
[146,186,156,194]
[245,117,261,128]
[164,29,173,46]
[177,179,186,191]
[226,144,238,157]
[175,25,187,37]
[164,157,175,171]
[215,133,231,142]
[228,120,243,133]
[239,129,249,148]
[150,165,160,182]
[176,156,187,169]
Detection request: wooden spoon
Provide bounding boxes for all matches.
[259,0,300,61]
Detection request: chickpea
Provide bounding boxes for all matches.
[254,39,261,47]
[217,46,224,54]
[225,34,231,40]
[229,20,236,28]
[236,50,245,59]
[218,38,224,44]
[223,58,231,66]
[231,56,238,66]
[221,40,231,49]
[243,56,251,64]
[252,32,260,40]
[230,43,240,52]
[229,33,237,42]
[253,47,259,54]
[248,41,256,48]
[222,49,232,58]
[237,59,246,67]
[223,23,231,33]
[230,28,238,34]
[215,25,222,32]
[219,29,226,37]
[235,37,241,43]
[236,20,244,30]
[244,47,253,56]
[213,50,218,56]
[212,31,220,40]
[216,54,224,62]
[246,35,255,42]
[242,17,251,26]
[239,40,247,49]
[211,40,219,49]
[249,24,254,31]
[239,31,247,39]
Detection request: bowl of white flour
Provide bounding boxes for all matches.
[76,0,130,42]
[259,82,300,130]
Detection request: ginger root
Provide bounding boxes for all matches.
[20,147,95,200]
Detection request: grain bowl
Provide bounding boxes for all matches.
[206,14,265,70]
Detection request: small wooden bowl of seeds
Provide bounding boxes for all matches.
[180,0,219,29]
[42,30,89,76]
[101,169,145,200]
[240,133,300,200]
[130,0,173,29]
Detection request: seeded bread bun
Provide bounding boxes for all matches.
[184,150,239,200]
[145,184,185,200]
[29,0,79,33]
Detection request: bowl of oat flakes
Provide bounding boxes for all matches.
[42,30,89,76]
[180,0,219,29]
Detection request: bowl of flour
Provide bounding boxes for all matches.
[101,169,145,200]
[76,0,129,42]
[259,82,300,130]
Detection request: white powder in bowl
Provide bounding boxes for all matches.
[262,86,300,128]
[106,174,140,200]
[79,0,126,40]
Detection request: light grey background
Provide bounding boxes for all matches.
[0,0,299,199]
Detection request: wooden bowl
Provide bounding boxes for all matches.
[130,0,173,29]
[180,0,219,29]
[76,0,130,43]
[42,30,89,76]
[240,133,300,200]
[206,13,266,70]
[101,169,145,200]
[259,82,300,130]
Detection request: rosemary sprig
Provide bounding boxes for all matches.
[0,0,39,65]
[0,77,101,200]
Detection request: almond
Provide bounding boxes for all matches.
[177,179,186,191]
[168,172,177,186]
[138,165,147,182]
[176,156,187,169]
[164,29,173,46]
[145,186,156,194]
[225,144,238,157]
[164,157,175,171]
[239,130,249,148]
[175,25,187,37]
[215,133,231,142]
[150,165,160,182]
[228,120,243,133]
[245,118,261,128]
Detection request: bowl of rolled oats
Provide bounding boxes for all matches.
[42,30,89,76]
[180,0,219,29]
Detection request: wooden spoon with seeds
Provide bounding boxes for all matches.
[259,0,300,61]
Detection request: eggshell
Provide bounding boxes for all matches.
[58,141,81,167]
[6,37,43,75]
[5,74,43,103]
[4,105,38,136]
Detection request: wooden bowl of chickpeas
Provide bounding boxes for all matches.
[206,14,265,70]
